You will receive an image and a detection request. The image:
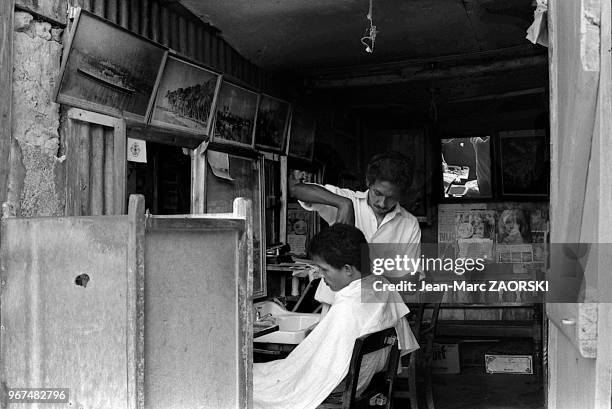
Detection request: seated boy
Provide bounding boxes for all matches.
[253,224,419,409]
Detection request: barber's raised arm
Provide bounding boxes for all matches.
[288,178,355,225]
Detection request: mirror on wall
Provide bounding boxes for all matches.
[441,136,492,199]
[205,151,266,298]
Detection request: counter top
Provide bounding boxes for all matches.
[253,322,279,338]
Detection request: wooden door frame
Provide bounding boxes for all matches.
[546,0,612,408]
[0,0,14,208]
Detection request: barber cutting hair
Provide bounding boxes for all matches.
[289,151,422,312]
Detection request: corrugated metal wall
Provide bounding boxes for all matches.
[71,0,269,91]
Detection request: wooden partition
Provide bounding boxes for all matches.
[143,202,253,409]
[1,195,254,409]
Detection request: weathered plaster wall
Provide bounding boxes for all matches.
[11,11,64,216]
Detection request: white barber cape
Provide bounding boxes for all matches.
[253,276,419,409]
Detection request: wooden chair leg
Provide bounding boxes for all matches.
[424,365,434,409]
[409,353,419,409]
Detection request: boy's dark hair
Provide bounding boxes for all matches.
[308,224,370,275]
[366,151,412,193]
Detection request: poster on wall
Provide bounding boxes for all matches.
[254,94,291,152]
[56,9,167,119]
[455,210,496,260]
[211,81,259,148]
[287,204,314,257]
[438,202,549,272]
[148,56,221,135]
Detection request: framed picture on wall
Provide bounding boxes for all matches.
[440,135,494,200]
[287,108,316,161]
[148,55,222,136]
[56,9,168,120]
[254,94,291,152]
[211,80,259,148]
[498,129,549,198]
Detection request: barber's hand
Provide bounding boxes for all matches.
[335,199,355,226]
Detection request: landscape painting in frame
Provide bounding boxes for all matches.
[212,81,259,148]
[56,10,167,119]
[255,94,291,152]
[288,108,316,161]
[149,56,221,135]
[499,129,549,198]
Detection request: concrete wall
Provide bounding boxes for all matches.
[9,10,64,216]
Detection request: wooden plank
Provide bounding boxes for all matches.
[0,0,14,208]
[190,141,207,214]
[146,216,245,232]
[547,0,600,355]
[279,155,288,242]
[113,119,127,214]
[312,55,549,88]
[232,198,253,409]
[592,1,612,406]
[104,127,114,214]
[127,194,146,409]
[124,119,203,149]
[68,107,119,128]
[547,0,612,407]
[90,125,105,215]
[64,116,77,215]
[256,156,267,298]
[78,122,91,215]
[66,119,87,216]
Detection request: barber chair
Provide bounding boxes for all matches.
[318,327,400,409]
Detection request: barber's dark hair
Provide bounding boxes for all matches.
[366,151,412,193]
[308,224,370,274]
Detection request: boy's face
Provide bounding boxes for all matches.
[312,255,354,292]
[366,180,402,216]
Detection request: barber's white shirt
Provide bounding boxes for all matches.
[299,183,422,304]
